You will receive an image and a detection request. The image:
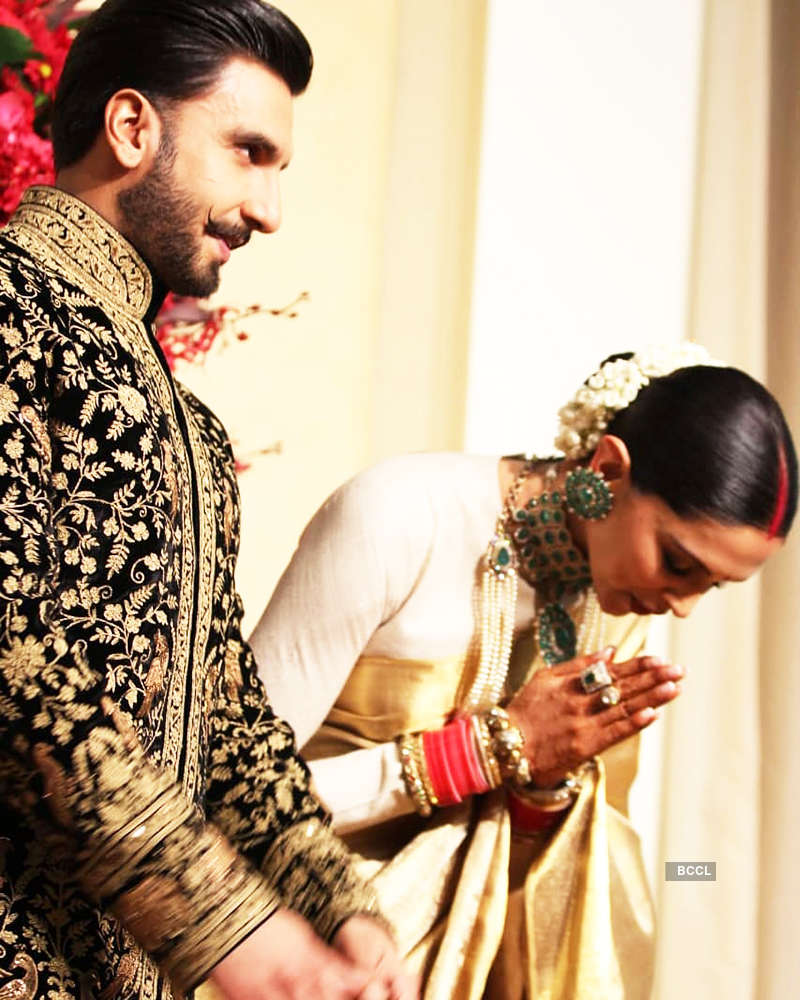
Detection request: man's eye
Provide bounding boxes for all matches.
[663,550,692,577]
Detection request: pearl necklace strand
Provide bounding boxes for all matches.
[462,459,604,711]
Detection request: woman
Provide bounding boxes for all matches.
[249,346,797,999]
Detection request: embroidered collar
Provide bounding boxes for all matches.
[4,186,155,321]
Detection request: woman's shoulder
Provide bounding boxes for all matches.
[306,452,501,549]
[339,452,500,500]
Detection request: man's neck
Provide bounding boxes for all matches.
[56,158,127,236]
[51,176,168,320]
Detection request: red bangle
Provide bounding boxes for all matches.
[439,718,472,797]
[423,718,491,804]
[453,716,490,794]
[423,727,462,805]
[507,788,566,832]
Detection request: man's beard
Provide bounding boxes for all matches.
[117,132,222,298]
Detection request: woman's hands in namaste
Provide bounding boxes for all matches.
[506,648,683,788]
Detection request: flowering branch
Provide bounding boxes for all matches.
[154,291,309,371]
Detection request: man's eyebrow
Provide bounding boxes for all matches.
[225,129,287,163]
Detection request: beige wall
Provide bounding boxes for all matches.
[178,1,487,628]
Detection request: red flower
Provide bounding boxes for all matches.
[0,85,29,129]
[0,89,55,222]
[0,68,34,121]
[0,6,30,35]
[0,1,71,223]
[0,2,72,100]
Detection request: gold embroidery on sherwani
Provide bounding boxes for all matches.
[0,953,38,1000]
[137,631,169,719]
[97,949,139,1000]
[0,187,378,1000]
[172,406,215,799]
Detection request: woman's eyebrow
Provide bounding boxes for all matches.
[668,536,711,575]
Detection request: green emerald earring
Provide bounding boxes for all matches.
[564,466,614,520]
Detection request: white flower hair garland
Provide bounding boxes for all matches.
[554,342,724,460]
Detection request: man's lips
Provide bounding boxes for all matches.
[213,236,231,263]
[207,229,251,262]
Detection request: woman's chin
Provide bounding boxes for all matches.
[596,589,634,617]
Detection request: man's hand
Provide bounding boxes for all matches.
[333,915,420,1000]
[208,908,381,1000]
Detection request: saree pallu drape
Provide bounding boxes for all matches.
[304,613,654,999]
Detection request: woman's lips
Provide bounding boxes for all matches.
[629,595,656,615]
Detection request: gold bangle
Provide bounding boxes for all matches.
[475,715,503,788]
[511,781,576,812]
[484,705,531,787]
[398,733,433,816]
[413,732,439,808]
[513,762,589,811]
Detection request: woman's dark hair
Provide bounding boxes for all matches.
[52,0,313,170]
[602,355,798,537]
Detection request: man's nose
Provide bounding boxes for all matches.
[242,176,282,234]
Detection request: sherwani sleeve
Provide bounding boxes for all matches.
[0,296,288,991]
[204,589,379,941]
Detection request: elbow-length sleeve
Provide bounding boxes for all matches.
[249,460,436,830]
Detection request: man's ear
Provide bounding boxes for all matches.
[589,434,631,487]
[104,89,163,170]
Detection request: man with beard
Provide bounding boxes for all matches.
[0,2,415,1000]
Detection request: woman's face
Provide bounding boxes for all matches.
[577,437,783,618]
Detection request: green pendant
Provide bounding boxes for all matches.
[538,602,577,665]
[488,536,513,573]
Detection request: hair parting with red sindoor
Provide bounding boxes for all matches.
[767,448,789,539]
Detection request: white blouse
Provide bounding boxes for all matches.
[249,452,540,832]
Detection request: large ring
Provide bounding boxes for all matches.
[580,661,613,693]
[598,685,621,708]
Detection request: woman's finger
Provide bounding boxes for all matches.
[563,655,671,705]
[551,646,617,677]
[604,654,672,679]
[622,680,682,717]
[596,706,659,751]
[599,681,681,729]
[612,662,684,702]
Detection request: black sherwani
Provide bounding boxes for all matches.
[0,187,375,1000]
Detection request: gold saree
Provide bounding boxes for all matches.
[304,612,655,999]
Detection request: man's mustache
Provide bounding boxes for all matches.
[205,217,252,251]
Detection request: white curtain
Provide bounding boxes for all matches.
[654,1,800,996]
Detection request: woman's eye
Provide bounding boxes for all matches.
[663,550,692,577]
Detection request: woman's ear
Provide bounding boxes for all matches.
[590,434,631,487]
[104,88,162,171]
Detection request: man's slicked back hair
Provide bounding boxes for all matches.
[52,0,312,170]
